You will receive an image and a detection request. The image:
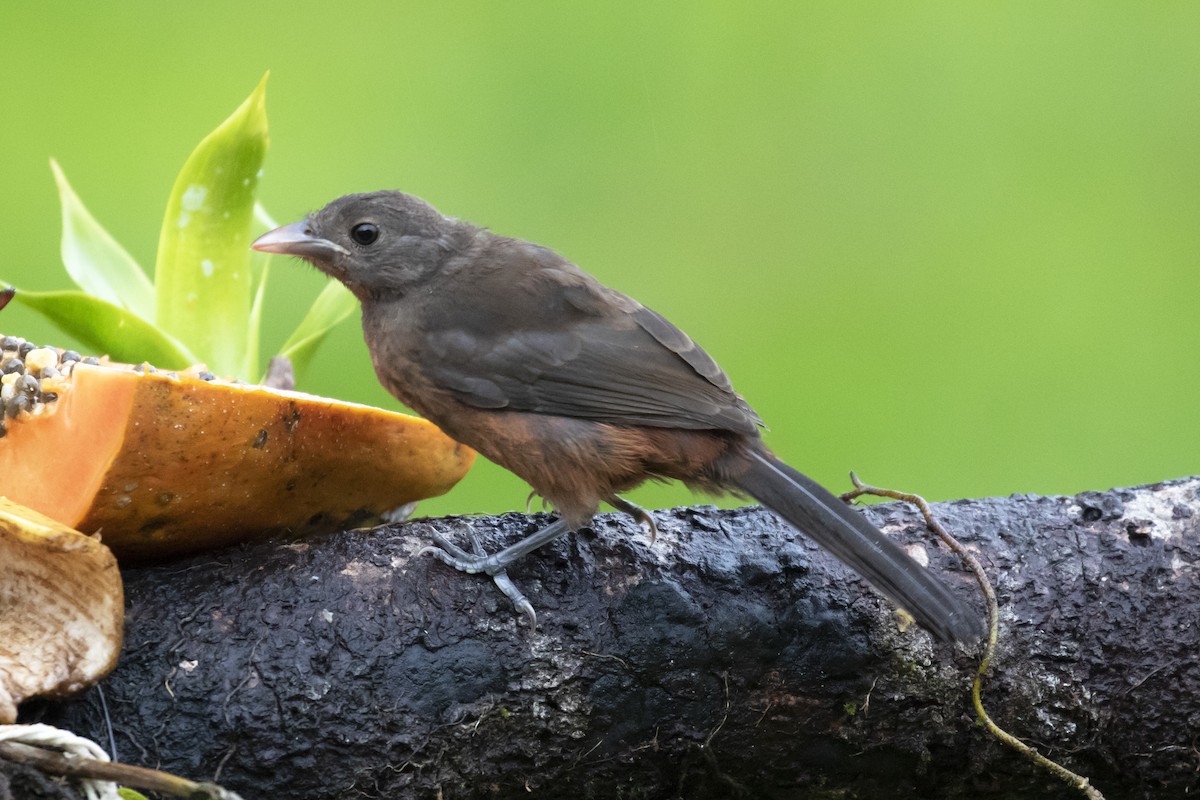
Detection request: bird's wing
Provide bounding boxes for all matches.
[421,242,762,434]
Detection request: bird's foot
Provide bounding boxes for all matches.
[418,526,537,629]
[418,517,573,629]
[606,494,659,544]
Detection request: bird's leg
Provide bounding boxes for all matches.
[606,494,658,543]
[418,517,573,629]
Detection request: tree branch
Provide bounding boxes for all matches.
[17,477,1200,799]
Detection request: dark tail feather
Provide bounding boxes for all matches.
[735,449,982,643]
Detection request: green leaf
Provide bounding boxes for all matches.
[239,202,280,381]
[8,287,196,368]
[50,158,155,319]
[242,258,269,380]
[277,281,358,381]
[117,789,150,800]
[154,73,269,377]
[253,201,279,231]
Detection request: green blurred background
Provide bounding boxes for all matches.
[2,3,1197,519]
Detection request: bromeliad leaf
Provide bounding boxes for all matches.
[241,201,278,380]
[253,201,279,232]
[51,159,155,320]
[277,281,358,380]
[154,73,269,377]
[246,199,352,381]
[23,78,353,385]
[243,259,269,381]
[11,288,196,368]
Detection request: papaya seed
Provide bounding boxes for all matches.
[16,374,39,398]
[24,349,59,376]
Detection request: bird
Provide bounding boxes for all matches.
[252,191,981,643]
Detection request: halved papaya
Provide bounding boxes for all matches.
[0,339,474,559]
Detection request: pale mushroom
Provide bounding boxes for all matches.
[0,498,123,723]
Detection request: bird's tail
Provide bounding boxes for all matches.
[733,448,981,643]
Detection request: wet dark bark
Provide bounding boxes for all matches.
[17,478,1200,799]
[0,758,79,800]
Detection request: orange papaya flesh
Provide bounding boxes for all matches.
[0,343,474,560]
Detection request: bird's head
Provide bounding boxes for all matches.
[251,191,466,300]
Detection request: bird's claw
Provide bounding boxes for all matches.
[491,571,537,630]
[632,507,658,544]
[417,529,504,574]
[416,531,477,566]
[607,495,659,544]
[524,490,550,514]
[418,526,538,630]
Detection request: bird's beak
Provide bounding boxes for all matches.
[251,221,349,261]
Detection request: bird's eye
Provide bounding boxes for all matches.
[350,222,379,246]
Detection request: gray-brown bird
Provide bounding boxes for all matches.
[252,191,981,643]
